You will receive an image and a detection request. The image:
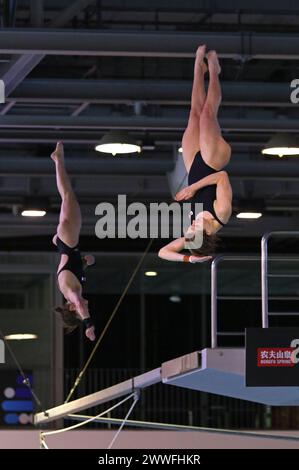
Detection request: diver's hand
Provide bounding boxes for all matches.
[175,185,196,201]
[190,255,212,263]
[83,254,95,267]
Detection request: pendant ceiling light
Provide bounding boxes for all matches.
[95,131,141,156]
[262,133,299,158]
[21,196,49,217]
[236,199,264,220]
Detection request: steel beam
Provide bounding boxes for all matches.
[0,29,299,59]
[0,54,44,97]
[0,115,298,132]
[11,79,292,107]
[49,0,96,28]
[0,157,298,181]
[0,129,266,146]
[17,0,299,14]
[94,0,299,14]
[0,157,173,175]
[1,1,96,96]
[0,101,15,115]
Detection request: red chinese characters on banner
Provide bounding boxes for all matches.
[257,347,294,367]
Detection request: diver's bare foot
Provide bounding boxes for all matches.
[207,50,221,75]
[195,45,208,74]
[85,325,96,341]
[51,142,64,163]
[196,45,206,60]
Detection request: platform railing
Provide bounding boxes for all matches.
[261,231,299,329]
[211,250,299,349]
[211,255,260,348]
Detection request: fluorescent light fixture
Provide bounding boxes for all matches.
[21,210,46,217]
[141,137,155,151]
[145,271,158,277]
[4,333,38,340]
[262,133,299,158]
[21,196,48,217]
[95,131,141,155]
[236,212,262,219]
[236,199,264,220]
[169,295,181,303]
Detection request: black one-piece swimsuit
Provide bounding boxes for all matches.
[56,237,86,286]
[188,151,225,226]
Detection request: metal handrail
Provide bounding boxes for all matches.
[211,251,299,349]
[261,231,299,329]
[211,255,260,349]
